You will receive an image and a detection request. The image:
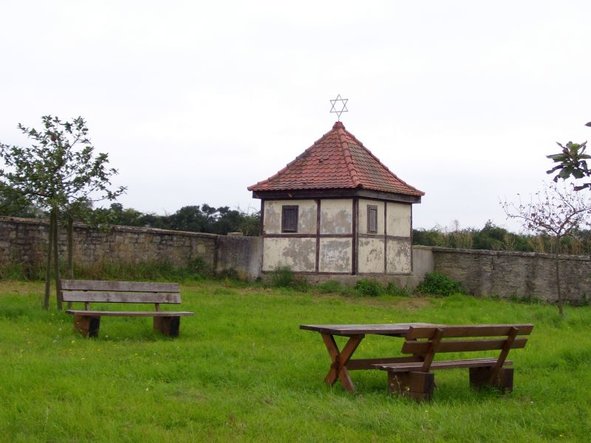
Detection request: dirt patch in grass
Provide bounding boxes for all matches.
[394,297,432,311]
[0,280,44,296]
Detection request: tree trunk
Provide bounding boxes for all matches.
[53,210,62,310]
[43,211,55,309]
[67,215,74,279]
[554,237,564,317]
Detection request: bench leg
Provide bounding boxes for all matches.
[469,367,514,392]
[153,316,180,337]
[73,315,101,338]
[388,371,434,401]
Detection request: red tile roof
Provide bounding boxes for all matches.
[248,121,424,197]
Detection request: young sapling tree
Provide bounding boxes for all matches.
[0,116,125,309]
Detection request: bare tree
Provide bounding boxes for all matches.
[501,182,591,315]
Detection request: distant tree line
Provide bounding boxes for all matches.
[92,203,260,236]
[0,198,260,237]
[413,220,591,255]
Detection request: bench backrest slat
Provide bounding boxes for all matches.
[61,279,179,293]
[406,324,533,340]
[403,337,528,355]
[61,291,181,304]
[60,280,181,305]
[402,325,533,365]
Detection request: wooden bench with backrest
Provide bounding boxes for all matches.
[373,324,533,401]
[61,279,194,338]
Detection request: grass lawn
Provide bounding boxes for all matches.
[1,279,590,442]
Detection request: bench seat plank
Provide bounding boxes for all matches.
[66,310,194,317]
[374,357,512,372]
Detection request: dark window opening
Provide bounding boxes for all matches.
[367,205,378,234]
[282,205,299,233]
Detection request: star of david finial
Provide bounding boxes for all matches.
[329,94,349,121]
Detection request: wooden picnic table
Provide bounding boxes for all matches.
[300,323,438,392]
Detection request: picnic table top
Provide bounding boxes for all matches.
[299,322,439,336]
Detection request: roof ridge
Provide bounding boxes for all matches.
[340,124,424,195]
[335,123,361,188]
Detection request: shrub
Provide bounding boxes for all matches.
[354,279,384,297]
[316,280,344,294]
[416,272,463,296]
[269,266,309,291]
[385,281,410,296]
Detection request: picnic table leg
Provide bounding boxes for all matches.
[321,333,364,392]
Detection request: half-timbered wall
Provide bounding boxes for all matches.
[261,198,413,274]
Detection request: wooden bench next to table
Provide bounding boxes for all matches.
[61,279,194,338]
[373,324,534,401]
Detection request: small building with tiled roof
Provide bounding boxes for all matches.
[248,121,424,276]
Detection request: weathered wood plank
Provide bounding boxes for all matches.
[375,357,510,372]
[402,337,529,355]
[61,291,181,304]
[60,279,179,293]
[346,356,422,370]
[406,324,534,339]
[299,323,438,336]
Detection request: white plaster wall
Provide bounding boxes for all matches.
[320,199,352,235]
[358,237,385,273]
[263,200,317,234]
[319,238,352,273]
[262,237,316,272]
[358,199,385,235]
[387,238,412,273]
[386,203,411,237]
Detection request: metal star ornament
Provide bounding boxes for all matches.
[329,94,349,121]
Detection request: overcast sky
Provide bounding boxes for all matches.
[2,0,591,231]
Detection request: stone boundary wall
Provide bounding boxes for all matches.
[0,216,261,279]
[2,217,590,303]
[432,246,591,305]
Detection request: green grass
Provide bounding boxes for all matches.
[1,280,590,442]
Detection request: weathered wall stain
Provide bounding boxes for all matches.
[387,239,411,273]
[319,238,352,273]
[262,237,316,272]
[358,237,385,273]
[320,199,352,234]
